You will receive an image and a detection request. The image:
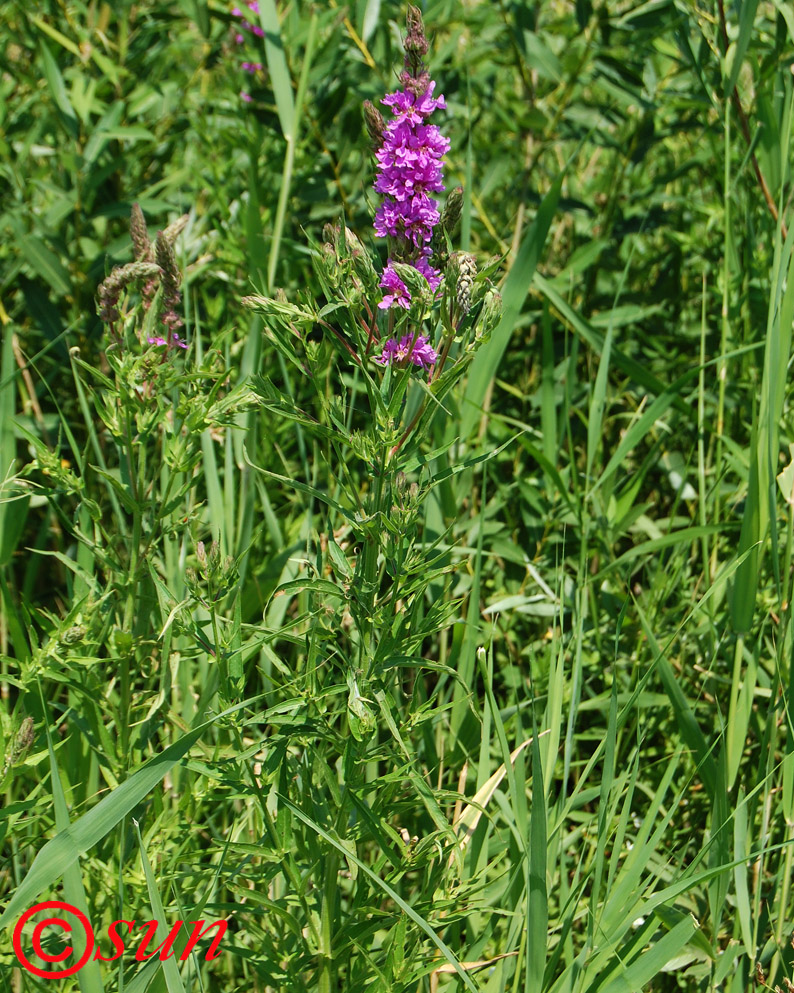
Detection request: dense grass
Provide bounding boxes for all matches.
[2,0,794,991]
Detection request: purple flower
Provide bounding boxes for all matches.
[378,263,411,310]
[414,247,442,291]
[232,2,265,80]
[371,37,448,309]
[376,334,438,369]
[148,332,188,350]
[381,83,446,126]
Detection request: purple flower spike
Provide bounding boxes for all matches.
[376,334,438,370]
[370,15,448,312]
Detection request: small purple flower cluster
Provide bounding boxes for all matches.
[232,2,263,42]
[147,332,188,350]
[375,334,437,370]
[232,2,264,103]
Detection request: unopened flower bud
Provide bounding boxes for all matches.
[432,188,463,265]
[97,262,163,324]
[10,717,35,766]
[404,6,429,59]
[401,7,430,92]
[16,717,34,752]
[161,213,189,246]
[441,187,463,239]
[155,231,183,334]
[477,288,502,342]
[363,100,385,152]
[454,252,477,316]
[130,203,151,262]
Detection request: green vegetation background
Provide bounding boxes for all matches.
[2,0,794,990]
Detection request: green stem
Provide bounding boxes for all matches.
[318,853,339,993]
[361,444,387,680]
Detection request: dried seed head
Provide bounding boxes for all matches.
[130,203,151,261]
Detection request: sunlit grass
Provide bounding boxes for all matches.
[1,1,794,991]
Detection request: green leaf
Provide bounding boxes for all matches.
[38,40,79,138]
[19,236,71,296]
[461,175,562,438]
[256,0,295,140]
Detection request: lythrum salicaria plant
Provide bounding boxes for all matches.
[57,207,255,746]
[243,5,502,988]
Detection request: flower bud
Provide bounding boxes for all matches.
[454,252,477,316]
[97,262,163,324]
[363,100,385,152]
[130,203,151,262]
[389,262,433,311]
[10,717,35,765]
[477,288,502,343]
[404,5,429,77]
[155,231,183,333]
[161,213,190,246]
[441,187,463,240]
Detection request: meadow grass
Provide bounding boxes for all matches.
[1,1,794,991]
